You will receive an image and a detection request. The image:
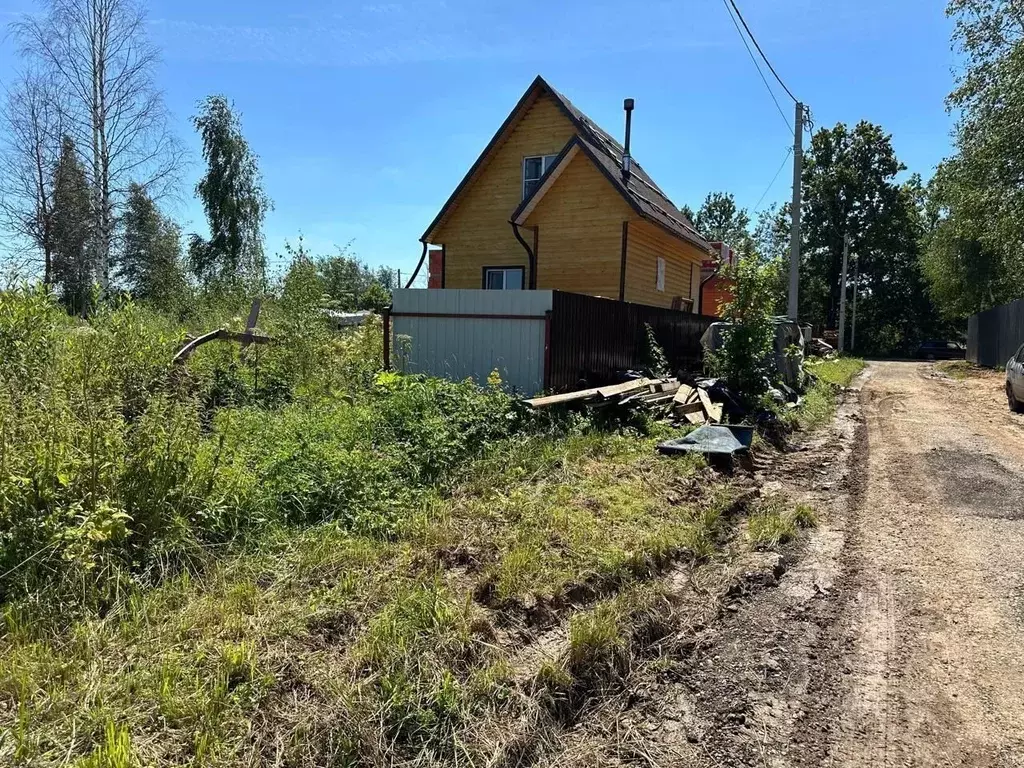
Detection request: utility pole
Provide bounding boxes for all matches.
[787,101,805,320]
[838,233,849,353]
[851,251,859,351]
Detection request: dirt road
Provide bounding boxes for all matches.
[822,361,1024,766]
[538,361,1024,767]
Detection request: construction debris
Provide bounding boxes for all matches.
[657,424,755,456]
[525,376,730,426]
[807,338,836,358]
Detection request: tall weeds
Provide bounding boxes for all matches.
[0,287,516,620]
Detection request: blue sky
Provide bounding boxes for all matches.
[0,0,957,279]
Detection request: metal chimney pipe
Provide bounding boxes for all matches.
[622,98,634,181]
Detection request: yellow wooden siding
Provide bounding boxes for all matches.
[432,93,576,288]
[624,220,705,310]
[522,152,632,297]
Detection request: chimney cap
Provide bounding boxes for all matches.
[623,98,635,110]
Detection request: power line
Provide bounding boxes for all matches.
[753,146,793,212]
[721,0,791,133]
[727,0,798,104]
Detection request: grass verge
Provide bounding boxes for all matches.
[747,497,818,549]
[935,359,981,379]
[787,356,865,431]
[0,429,736,767]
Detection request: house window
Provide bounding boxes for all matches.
[656,257,666,292]
[483,267,525,290]
[523,154,559,199]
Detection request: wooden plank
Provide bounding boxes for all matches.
[695,387,724,423]
[697,387,715,415]
[706,402,724,423]
[684,409,706,425]
[673,401,704,415]
[673,384,695,405]
[596,378,653,400]
[525,386,603,408]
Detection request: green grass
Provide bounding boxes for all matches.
[808,356,866,387]
[935,360,980,379]
[747,498,818,549]
[785,356,865,430]
[0,429,734,767]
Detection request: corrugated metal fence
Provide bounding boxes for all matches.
[967,298,1024,367]
[389,289,715,395]
[390,289,552,394]
[548,291,715,391]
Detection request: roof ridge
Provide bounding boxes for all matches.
[542,80,707,250]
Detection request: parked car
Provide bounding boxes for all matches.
[915,340,966,360]
[1007,343,1024,412]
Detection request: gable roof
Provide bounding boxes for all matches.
[422,75,710,253]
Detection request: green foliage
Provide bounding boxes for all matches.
[801,123,946,354]
[642,323,669,377]
[189,95,271,288]
[921,1,1024,317]
[707,256,778,403]
[0,408,731,766]
[687,191,752,250]
[119,183,188,311]
[787,356,864,430]
[278,237,396,313]
[809,356,866,388]
[0,286,521,613]
[51,135,93,315]
[747,496,817,549]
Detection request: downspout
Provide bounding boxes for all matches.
[510,221,537,289]
[405,241,428,288]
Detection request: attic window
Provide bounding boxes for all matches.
[523,155,559,200]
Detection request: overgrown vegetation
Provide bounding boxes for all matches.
[0,285,514,614]
[706,255,779,406]
[787,356,865,430]
[0,348,739,766]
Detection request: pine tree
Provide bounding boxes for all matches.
[51,136,92,315]
[120,183,186,306]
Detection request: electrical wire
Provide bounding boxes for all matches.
[720,0,792,133]
[727,0,798,104]
[753,146,793,212]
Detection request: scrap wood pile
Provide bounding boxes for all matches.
[524,377,727,425]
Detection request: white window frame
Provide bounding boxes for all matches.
[656,257,666,292]
[483,266,525,290]
[522,154,559,200]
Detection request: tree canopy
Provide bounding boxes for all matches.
[189,95,271,288]
[920,0,1024,317]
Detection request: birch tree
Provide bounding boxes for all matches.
[0,71,65,283]
[12,0,182,290]
[189,95,270,287]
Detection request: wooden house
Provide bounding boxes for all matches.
[420,76,713,311]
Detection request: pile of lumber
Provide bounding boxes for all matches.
[524,377,725,425]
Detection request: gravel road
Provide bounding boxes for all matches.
[823,361,1024,766]
[536,361,1024,767]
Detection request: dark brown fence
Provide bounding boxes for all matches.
[967,298,1024,367]
[548,291,716,391]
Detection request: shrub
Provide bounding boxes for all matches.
[0,287,519,615]
[707,256,779,404]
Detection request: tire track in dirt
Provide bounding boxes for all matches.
[822,362,1024,767]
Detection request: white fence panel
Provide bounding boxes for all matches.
[391,290,553,395]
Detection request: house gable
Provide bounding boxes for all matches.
[521,149,634,297]
[421,75,712,303]
[425,84,576,245]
